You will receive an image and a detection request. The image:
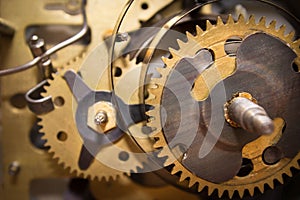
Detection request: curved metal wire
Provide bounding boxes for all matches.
[0,0,88,76]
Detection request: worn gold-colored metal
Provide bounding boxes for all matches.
[0,0,91,198]
[39,55,145,180]
[147,15,300,198]
[224,92,258,128]
[0,0,175,199]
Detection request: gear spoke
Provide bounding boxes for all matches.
[147,15,300,198]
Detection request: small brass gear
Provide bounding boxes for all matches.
[147,15,300,198]
[39,55,144,181]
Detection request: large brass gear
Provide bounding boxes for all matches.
[39,55,145,181]
[147,15,300,198]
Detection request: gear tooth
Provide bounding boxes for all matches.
[88,174,95,180]
[48,148,55,154]
[90,175,97,182]
[169,47,181,59]
[39,126,45,133]
[248,188,255,197]
[217,189,224,198]
[94,176,101,182]
[148,84,162,97]
[46,78,53,85]
[146,96,157,107]
[188,178,197,188]
[41,134,46,140]
[161,56,169,64]
[80,172,87,179]
[258,16,266,26]
[285,31,295,42]
[56,157,63,165]
[293,39,300,47]
[196,25,204,35]
[278,24,286,36]
[40,92,48,98]
[145,109,157,118]
[97,176,104,182]
[228,189,235,199]
[157,146,167,156]
[103,175,109,182]
[161,56,175,68]
[268,179,275,189]
[44,138,50,145]
[226,14,235,25]
[102,176,108,182]
[179,171,188,182]
[285,167,293,177]
[62,164,68,172]
[177,39,186,49]
[277,174,284,184]
[164,154,175,166]
[82,173,89,179]
[207,187,215,196]
[151,77,164,86]
[155,67,168,77]
[268,20,277,30]
[153,137,165,148]
[125,171,131,176]
[216,16,224,25]
[257,184,264,193]
[237,14,245,24]
[37,120,44,127]
[60,160,66,168]
[237,190,244,199]
[248,14,256,26]
[197,184,205,193]
[170,164,181,175]
[186,31,195,43]
[111,174,118,181]
[206,20,213,30]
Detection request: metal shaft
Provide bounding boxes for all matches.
[227,97,274,135]
[29,35,54,80]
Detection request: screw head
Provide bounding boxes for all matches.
[94,111,108,125]
[8,161,20,176]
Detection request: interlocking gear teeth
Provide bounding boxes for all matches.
[146,14,300,198]
[38,55,145,181]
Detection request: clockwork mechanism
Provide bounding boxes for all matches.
[1,0,300,199]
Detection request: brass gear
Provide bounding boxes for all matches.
[39,55,144,181]
[147,15,300,198]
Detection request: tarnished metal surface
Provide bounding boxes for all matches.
[0,0,175,199]
[1,0,300,199]
[147,15,300,198]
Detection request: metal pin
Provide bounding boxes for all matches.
[94,111,108,125]
[29,35,54,80]
[8,161,20,176]
[227,97,274,135]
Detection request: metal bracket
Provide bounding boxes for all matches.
[25,80,54,115]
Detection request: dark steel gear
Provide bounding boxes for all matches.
[147,15,300,198]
